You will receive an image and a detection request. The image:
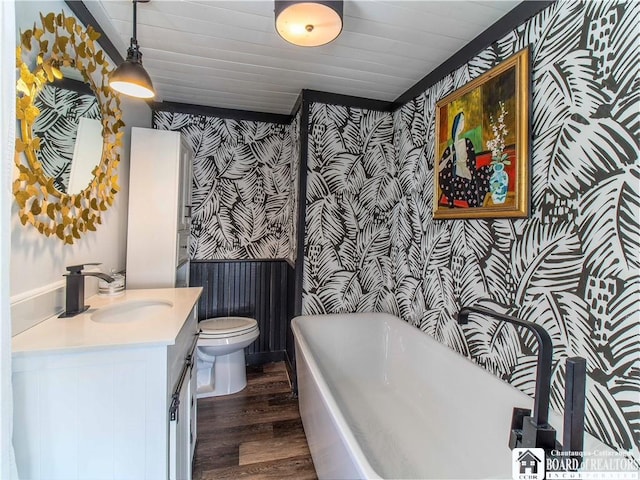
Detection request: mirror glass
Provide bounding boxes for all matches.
[33,76,103,195]
[14,11,124,244]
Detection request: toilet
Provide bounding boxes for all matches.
[196,316,260,398]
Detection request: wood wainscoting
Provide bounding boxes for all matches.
[190,260,296,367]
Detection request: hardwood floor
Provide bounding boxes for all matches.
[193,362,318,480]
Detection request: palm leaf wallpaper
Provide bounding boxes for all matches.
[301,0,639,461]
[303,104,396,315]
[153,111,297,262]
[33,84,100,193]
[151,0,637,462]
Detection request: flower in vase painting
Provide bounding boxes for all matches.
[486,102,510,204]
[486,101,510,166]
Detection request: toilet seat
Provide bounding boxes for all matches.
[199,317,258,339]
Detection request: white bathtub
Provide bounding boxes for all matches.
[291,312,610,480]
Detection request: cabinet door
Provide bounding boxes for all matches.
[177,138,193,232]
[169,364,192,480]
[189,359,197,462]
[168,326,197,480]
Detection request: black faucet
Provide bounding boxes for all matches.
[458,305,586,456]
[59,263,114,318]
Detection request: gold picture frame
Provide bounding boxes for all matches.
[433,47,530,219]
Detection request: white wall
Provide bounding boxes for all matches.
[2,2,17,477]
[11,1,152,331]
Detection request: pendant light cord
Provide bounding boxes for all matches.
[127,0,142,61]
[132,0,138,43]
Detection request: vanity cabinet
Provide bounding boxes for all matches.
[11,288,202,480]
[167,306,198,480]
[127,127,193,289]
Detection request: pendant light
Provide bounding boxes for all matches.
[109,0,155,99]
[274,1,343,47]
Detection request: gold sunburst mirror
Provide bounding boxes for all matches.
[14,11,124,244]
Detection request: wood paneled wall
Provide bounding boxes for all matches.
[190,260,295,365]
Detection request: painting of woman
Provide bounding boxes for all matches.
[437,112,491,208]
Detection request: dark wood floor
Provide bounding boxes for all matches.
[193,362,318,480]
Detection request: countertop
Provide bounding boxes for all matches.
[12,287,203,355]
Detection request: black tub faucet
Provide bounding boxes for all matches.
[59,263,114,318]
[458,305,586,456]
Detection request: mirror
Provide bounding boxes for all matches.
[14,11,124,244]
[33,77,102,195]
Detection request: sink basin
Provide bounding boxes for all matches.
[91,299,174,323]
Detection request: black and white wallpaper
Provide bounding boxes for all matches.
[33,84,101,193]
[303,104,396,314]
[301,0,639,461]
[153,111,296,260]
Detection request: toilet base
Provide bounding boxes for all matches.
[197,349,248,398]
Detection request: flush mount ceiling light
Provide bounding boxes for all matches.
[109,0,155,98]
[274,1,343,47]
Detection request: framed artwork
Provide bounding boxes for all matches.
[433,47,530,219]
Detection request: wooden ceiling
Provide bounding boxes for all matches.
[83,1,521,114]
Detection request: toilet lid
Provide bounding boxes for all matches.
[199,317,258,337]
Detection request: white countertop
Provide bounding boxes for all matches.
[12,287,203,355]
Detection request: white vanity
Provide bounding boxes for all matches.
[12,287,203,480]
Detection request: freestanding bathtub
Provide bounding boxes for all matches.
[291,312,608,480]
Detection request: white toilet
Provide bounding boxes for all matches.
[196,316,260,398]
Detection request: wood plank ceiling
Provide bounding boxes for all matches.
[83,0,520,114]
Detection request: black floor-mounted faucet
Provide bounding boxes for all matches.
[59,263,114,318]
[458,305,586,455]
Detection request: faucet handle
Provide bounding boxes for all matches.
[509,407,531,449]
[510,406,557,451]
[65,263,102,274]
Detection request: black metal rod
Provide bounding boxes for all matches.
[132,0,137,41]
[563,357,586,453]
[458,305,553,427]
[169,335,199,422]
